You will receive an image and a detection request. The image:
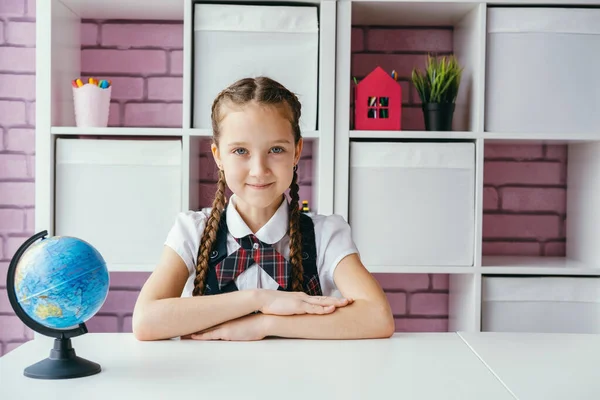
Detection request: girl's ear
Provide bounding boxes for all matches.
[294,138,303,166]
[211,142,222,169]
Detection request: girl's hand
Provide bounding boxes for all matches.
[189,314,267,341]
[258,290,353,316]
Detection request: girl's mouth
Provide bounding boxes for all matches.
[247,183,274,189]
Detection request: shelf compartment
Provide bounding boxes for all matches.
[482,140,600,271]
[373,272,478,332]
[349,141,476,268]
[484,7,600,135]
[54,137,183,272]
[349,1,484,132]
[191,2,320,132]
[482,141,567,258]
[44,0,185,129]
[481,275,600,334]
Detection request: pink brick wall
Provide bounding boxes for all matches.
[0,15,567,357]
[483,144,567,256]
[0,0,37,357]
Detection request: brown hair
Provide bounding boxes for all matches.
[192,77,304,296]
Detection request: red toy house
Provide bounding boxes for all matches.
[354,66,402,130]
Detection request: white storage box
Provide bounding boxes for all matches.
[485,8,600,133]
[55,139,182,271]
[193,4,318,131]
[349,142,475,267]
[482,276,600,334]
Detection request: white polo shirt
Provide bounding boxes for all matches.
[164,194,359,298]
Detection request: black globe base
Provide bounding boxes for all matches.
[24,337,101,380]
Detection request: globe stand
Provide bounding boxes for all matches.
[6,230,105,380]
[24,335,101,380]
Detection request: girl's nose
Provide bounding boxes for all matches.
[249,155,269,176]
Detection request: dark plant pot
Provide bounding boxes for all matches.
[422,103,455,131]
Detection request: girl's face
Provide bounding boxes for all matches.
[211,101,302,214]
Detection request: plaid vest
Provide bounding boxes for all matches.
[201,210,323,296]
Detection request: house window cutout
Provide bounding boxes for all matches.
[367,96,390,119]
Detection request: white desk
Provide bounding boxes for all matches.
[0,333,514,400]
[459,332,600,400]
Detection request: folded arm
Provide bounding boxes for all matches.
[132,246,264,341]
[263,253,395,339]
[192,253,395,341]
[132,246,351,341]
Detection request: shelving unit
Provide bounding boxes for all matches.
[334,0,600,334]
[36,0,336,273]
[36,0,600,334]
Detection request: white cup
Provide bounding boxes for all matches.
[72,84,112,127]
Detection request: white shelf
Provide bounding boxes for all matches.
[52,128,599,143]
[302,131,321,140]
[351,131,600,143]
[483,132,600,144]
[186,128,212,138]
[352,1,481,26]
[367,265,475,274]
[482,256,600,276]
[59,0,183,20]
[350,130,479,140]
[61,0,326,20]
[51,127,184,137]
[185,128,321,139]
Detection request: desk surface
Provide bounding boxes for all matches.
[459,332,600,400]
[0,333,514,400]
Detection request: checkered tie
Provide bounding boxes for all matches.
[214,234,291,290]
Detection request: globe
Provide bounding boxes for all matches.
[7,230,110,380]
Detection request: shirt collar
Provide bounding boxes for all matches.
[226,194,289,244]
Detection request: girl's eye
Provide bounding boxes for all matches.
[270,147,285,154]
[233,148,248,155]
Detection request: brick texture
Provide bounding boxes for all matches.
[0,0,36,356]
[482,144,567,256]
[373,273,449,332]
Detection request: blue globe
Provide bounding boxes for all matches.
[13,236,109,330]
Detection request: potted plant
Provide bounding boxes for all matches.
[411,54,463,131]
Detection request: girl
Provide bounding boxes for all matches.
[132,77,394,341]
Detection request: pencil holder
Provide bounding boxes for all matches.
[72,84,112,127]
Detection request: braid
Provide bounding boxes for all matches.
[288,168,304,292]
[192,170,227,296]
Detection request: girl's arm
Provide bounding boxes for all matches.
[261,253,395,339]
[132,246,350,341]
